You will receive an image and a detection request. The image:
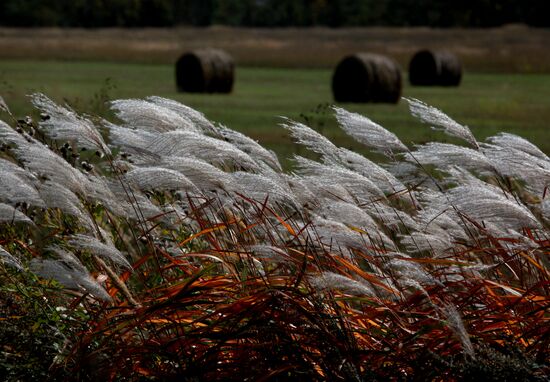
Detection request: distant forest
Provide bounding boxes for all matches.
[0,0,548,28]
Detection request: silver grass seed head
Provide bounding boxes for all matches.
[0,245,23,271]
[31,93,111,155]
[147,130,260,172]
[0,95,11,115]
[439,304,475,357]
[315,200,380,233]
[67,234,130,269]
[124,167,200,194]
[0,203,34,225]
[406,98,478,149]
[447,185,541,231]
[482,143,550,196]
[158,156,234,192]
[293,155,386,202]
[38,181,95,231]
[30,257,111,301]
[0,170,45,208]
[229,171,298,208]
[218,124,282,172]
[281,118,338,159]
[331,148,407,195]
[334,106,408,155]
[399,231,454,256]
[405,142,494,174]
[103,120,156,152]
[486,132,549,161]
[146,96,216,133]
[0,120,33,147]
[110,98,198,133]
[309,271,375,297]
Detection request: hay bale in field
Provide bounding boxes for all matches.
[176,49,234,93]
[409,50,462,86]
[332,53,402,104]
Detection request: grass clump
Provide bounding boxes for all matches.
[0,94,548,381]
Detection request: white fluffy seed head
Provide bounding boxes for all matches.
[334,106,408,155]
[31,93,111,154]
[406,98,478,148]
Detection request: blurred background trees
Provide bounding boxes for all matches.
[0,0,548,27]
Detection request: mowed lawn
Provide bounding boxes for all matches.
[1,59,549,165]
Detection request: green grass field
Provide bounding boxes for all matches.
[1,60,549,165]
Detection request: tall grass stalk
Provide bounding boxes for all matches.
[0,94,548,381]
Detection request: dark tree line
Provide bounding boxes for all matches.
[0,0,548,27]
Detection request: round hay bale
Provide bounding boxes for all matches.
[409,50,462,86]
[332,53,402,104]
[176,49,234,93]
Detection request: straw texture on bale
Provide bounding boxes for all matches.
[409,50,462,86]
[176,49,234,93]
[332,53,402,104]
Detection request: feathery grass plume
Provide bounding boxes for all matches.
[483,227,540,254]
[283,120,406,194]
[67,234,130,268]
[229,171,298,208]
[316,200,380,232]
[105,179,165,222]
[308,216,367,252]
[482,143,550,196]
[157,156,234,192]
[294,156,386,202]
[0,95,11,115]
[0,120,31,147]
[399,231,453,256]
[0,157,39,184]
[103,120,156,151]
[31,93,111,154]
[82,175,131,218]
[244,244,290,263]
[147,130,261,171]
[330,147,407,194]
[124,167,200,194]
[2,95,549,380]
[298,175,356,205]
[414,189,470,238]
[406,98,479,148]
[372,204,421,232]
[146,96,216,133]
[385,160,428,186]
[38,181,94,231]
[385,252,438,287]
[486,132,549,161]
[334,106,408,155]
[217,124,283,172]
[284,174,319,208]
[0,170,45,207]
[110,98,198,133]
[13,143,90,194]
[324,204,397,250]
[419,210,469,242]
[30,247,111,301]
[439,304,475,358]
[309,271,375,296]
[0,202,34,225]
[282,118,338,158]
[0,245,23,270]
[310,215,396,253]
[447,185,541,231]
[415,184,536,237]
[405,142,494,174]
